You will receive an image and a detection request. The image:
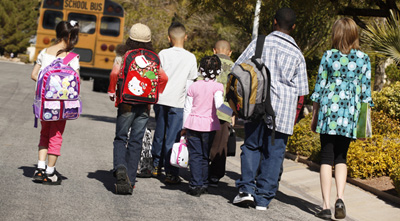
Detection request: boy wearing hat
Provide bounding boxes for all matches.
[108,23,168,194]
[151,22,198,184]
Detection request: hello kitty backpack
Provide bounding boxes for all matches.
[33,52,81,127]
[118,49,160,104]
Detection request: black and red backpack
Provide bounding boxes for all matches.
[117,49,161,104]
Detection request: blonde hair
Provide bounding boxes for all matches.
[331,18,360,54]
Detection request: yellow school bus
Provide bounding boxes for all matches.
[34,0,124,91]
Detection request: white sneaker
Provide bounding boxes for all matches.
[256,206,267,211]
[233,192,254,206]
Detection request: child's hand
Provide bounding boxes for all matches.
[108,92,116,101]
[181,129,186,136]
[231,116,235,127]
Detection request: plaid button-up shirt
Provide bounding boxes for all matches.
[233,31,309,135]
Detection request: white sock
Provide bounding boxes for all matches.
[38,161,46,169]
[46,166,55,175]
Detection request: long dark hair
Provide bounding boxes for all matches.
[117,38,155,56]
[54,21,80,56]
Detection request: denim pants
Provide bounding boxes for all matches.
[235,121,288,207]
[151,104,183,175]
[186,129,215,188]
[113,103,148,185]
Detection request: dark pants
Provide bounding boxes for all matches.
[151,104,183,176]
[187,129,215,188]
[113,103,148,185]
[209,120,230,180]
[235,121,289,207]
[320,134,351,166]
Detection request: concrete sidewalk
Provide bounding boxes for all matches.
[226,139,400,221]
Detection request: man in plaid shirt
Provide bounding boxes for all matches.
[232,7,309,210]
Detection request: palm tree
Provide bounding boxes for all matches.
[363,10,400,91]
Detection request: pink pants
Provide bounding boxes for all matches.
[39,120,66,156]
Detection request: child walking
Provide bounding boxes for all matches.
[182,55,233,196]
[30,20,80,185]
[151,22,198,184]
[108,23,168,194]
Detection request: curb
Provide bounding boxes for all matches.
[284,151,400,206]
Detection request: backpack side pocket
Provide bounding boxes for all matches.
[62,99,81,120]
[43,101,61,121]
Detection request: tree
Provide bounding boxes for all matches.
[0,0,39,55]
[363,10,400,90]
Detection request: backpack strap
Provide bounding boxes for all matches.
[63,52,79,65]
[254,35,266,59]
[272,34,301,51]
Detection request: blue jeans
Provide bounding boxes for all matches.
[235,121,288,207]
[186,129,215,188]
[113,103,148,185]
[151,104,183,175]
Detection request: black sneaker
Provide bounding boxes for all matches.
[33,168,45,182]
[42,170,62,185]
[165,174,181,184]
[187,187,202,197]
[315,209,332,220]
[335,199,346,219]
[115,167,133,195]
[200,187,208,194]
[209,177,219,187]
[137,168,152,178]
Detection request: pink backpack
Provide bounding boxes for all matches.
[33,52,81,127]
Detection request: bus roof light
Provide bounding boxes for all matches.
[115,7,122,14]
[107,6,114,13]
[46,0,53,6]
[54,0,61,7]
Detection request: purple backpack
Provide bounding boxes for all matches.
[33,52,81,127]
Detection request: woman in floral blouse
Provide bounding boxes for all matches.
[311,18,374,220]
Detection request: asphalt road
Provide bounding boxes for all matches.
[0,61,325,221]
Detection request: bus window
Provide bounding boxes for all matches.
[100,17,120,37]
[43,10,63,30]
[68,13,96,34]
[73,48,93,62]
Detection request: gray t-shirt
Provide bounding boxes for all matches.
[157,47,198,108]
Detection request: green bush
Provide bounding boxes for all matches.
[385,63,400,83]
[347,135,400,178]
[372,81,400,120]
[287,114,321,162]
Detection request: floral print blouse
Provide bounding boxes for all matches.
[311,49,374,139]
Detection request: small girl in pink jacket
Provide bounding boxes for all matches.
[182,55,233,196]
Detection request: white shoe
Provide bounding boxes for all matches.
[256,206,267,211]
[233,192,254,206]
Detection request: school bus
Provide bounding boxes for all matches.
[34,0,124,91]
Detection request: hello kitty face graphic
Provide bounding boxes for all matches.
[128,76,147,96]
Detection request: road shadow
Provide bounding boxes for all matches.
[87,170,115,193]
[18,165,68,181]
[80,114,116,124]
[275,191,320,216]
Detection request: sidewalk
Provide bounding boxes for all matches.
[226,139,400,221]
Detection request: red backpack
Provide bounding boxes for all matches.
[117,49,160,104]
